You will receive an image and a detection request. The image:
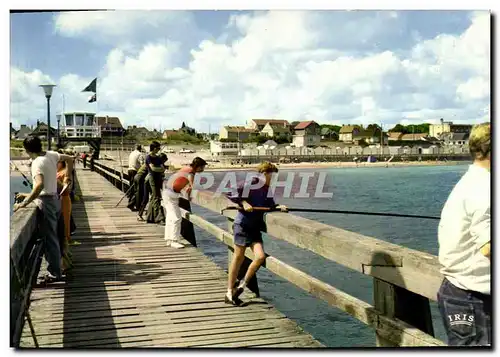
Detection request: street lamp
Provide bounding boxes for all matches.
[39,84,56,150]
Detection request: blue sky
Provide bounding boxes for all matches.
[10,10,490,131]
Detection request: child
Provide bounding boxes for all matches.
[225,162,287,306]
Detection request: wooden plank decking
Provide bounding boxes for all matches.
[20,167,322,348]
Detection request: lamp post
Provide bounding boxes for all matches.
[56,115,61,148]
[39,84,56,150]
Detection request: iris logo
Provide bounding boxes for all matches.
[448,314,474,326]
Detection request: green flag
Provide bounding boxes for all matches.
[82,78,97,93]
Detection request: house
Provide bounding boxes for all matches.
[127,125,152,140]
[429,119,473,137]
[247,119,290,132]
[399,133,429,141]
[60,112,100,138]
[219,126,258,141]
[14,124,32,140]
[352,127,388,145]
[162,129,178,139]
[439,132,469,146]
[96,116,124,136]
[210,140,241,156]
[30,121,57,141]
[292,121,321,147]
[261,123,291,138]
[388,132,404,141]
[338,125,363,142]
[320,127,339,141]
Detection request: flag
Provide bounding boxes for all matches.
[82,78,97,93]
[88,94,97,103]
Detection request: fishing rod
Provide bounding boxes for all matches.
[221,206,440,220]
[10,161,32,188]
[115,184,135,208]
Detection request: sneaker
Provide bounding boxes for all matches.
[233,286,244,300]
[165,239,171,246]
[37,273,63,287]
[224,293,243,306]
[170,242,185,249]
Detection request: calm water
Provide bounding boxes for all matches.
[10,164,470,347]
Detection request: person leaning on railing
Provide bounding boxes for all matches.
[437,122,491,346]
[13,136,76,284]
[162,157,207,249]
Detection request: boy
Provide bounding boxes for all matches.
[225,162,287,305]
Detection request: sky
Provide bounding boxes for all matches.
[9,10,490,132]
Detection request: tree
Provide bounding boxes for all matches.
[388,124,408,133]
[366,124,382,131]
[320,124,341,134]
[275,134,291,144]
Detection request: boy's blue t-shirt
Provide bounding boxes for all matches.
[227,178,277,229]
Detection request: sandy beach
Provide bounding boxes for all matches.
[10,155,469,177]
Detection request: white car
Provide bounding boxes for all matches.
[179,148,195,153]
[163,148,175,153]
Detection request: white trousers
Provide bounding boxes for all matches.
[162,189,182,242]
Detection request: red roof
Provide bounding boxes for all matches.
[294,121,316,130]
[251,119,290,125]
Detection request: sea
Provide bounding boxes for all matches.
[10,164,471,347]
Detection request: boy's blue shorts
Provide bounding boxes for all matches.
[233,223,263,247]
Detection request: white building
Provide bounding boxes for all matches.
[210,141,241,156]
[59,112,101,138]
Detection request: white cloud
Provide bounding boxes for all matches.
[11,10,490,131]
[54,10,195,44]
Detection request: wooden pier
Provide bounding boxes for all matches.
[17,167,322,348]
[11,161,449,348]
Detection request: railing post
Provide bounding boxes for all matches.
[179,198,197,247]
[227,220,259,297]
[373,278,435,347]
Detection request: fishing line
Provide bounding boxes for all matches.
[221,206,440,220]
[10,160,32,188]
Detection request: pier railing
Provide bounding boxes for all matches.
[10,205,43,347]
[92,162,447,347]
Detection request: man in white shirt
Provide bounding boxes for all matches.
[127,145,145,211]
[128,145,144,183]
[14,136,75,284]
[437,122,491,346]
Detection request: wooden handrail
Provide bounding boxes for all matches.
[181,209,445,346]
[191,189,443,301]
[10,203,43,347]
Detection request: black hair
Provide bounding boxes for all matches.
[190,157,207,169]
[23,136,42,154]
[136,145,142,151]
[150,141,161,152]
